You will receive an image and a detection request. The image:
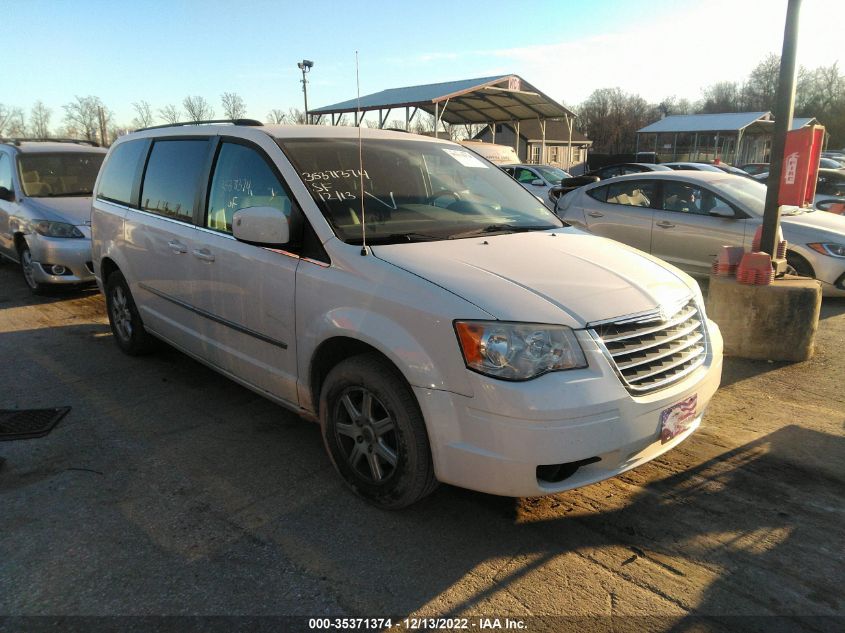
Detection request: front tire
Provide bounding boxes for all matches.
[786,251,814,278]
[19,242,48,295]
[105,270,155,355]
[319,354,438,509]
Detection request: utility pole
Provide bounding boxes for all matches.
[298,59,314,124]
[98,106,108,146]
[761,0,802,268]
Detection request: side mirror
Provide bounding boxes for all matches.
[530,179,544,187]
[710,205,734,218]
[232,206,290,246]
[0,186,13,202]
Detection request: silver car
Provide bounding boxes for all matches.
[0,139,106,293]
[501,164,572,208]
[556,171,845,296]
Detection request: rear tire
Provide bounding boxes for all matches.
[319,353,438,509]
[105,270,155,355]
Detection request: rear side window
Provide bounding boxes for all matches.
[97,140,147,206]
[586,185,607,202]
[0,153,11,190]
[140,140,209,221]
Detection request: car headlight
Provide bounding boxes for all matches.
[808,242,845,258]
[33,220,85,238]
[454,321,587,380]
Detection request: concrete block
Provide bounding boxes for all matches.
[705,274,821,361]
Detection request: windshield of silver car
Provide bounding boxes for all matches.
[17,153,105,198]
[279,138,562,244]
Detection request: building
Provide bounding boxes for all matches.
[636,112,820,165]
[473,119,592,172]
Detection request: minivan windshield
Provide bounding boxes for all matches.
[280,137,562,244]
[18,152,104,197]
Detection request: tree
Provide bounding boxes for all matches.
[182,96,215,122]
[267,109,287,124]
[286,107,307,125]
[132,100,154,129]
[158,104,182,124]
[699,82,742,114]
[221,92,246,119]
[63,96,109,142]
[2,107,26,137]
[30,101,51,138]
[743,54,780,112]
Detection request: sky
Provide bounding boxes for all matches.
[4,0,844,128]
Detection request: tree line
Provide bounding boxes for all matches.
[576,55,845,154]
[2,55,843,152]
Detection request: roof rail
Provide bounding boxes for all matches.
[0,137,100,147]
[135,119,264,132]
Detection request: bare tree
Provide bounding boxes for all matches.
[2,107,26,137]
[132,100,154,129]
[286,107,307,125]
[221,92,246,119]
[267,109,287,124]
[30,101,52,138]
[63,96,108,141]
[182,96,215,122]
[158,104,182,124]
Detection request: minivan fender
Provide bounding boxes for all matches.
[298,306,475,414]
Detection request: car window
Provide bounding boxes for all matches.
[140,139,209,222]
[206,142,294,234]
[604,180,655,207]
[0,153,11,190]
[97,139,148,206]
[586,185,608,203]
[662,181,734,216]
[599,166,622,178]
[17,152,104,197]
[622,165,647,175]
[515,168,537,183]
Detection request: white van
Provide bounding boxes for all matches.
[459,140,520,165]
[91,122,723,508]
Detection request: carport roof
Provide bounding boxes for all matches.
[638,112,772,134]
[310,75,575,124]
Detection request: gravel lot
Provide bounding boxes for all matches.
[0,261,843,631]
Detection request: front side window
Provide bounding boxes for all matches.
[662,181,734,216]
[604,180,655,207]
[206,143,294,233]
[279,137,560,244]
[97,139,148,206]
[140,140,209,221]
[0,153,11,190]
[17,152,104,197]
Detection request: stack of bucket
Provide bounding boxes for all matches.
[751,225,788,259]
[736,251,775,285]
[711,246,745,276]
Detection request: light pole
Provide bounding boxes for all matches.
[298,59,314,124]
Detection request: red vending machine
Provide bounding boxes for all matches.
[778,125,825,207]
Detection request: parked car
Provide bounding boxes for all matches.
[91,122,723,508]
[753,168,845,211]
[819,157,845,170]
[500,163,572,208]
[586,163,672,180]
[663,162,752,178]
[555,171,845,296]
[739,163,769,175]
[0,138,106,293]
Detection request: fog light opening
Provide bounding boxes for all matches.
[537,456,601,484]
[49,264,67,275]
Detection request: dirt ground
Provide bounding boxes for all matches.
[0,261,843,632]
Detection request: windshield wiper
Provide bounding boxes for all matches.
[349,232,442,245]
[447,224,555,240]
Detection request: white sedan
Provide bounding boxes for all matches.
[555,171,845,296]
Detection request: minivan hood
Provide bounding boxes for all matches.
[373,228,694,328]
[23,196,93,225]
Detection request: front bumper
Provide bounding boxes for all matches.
[417,320,724,498]
[27,234,95,285]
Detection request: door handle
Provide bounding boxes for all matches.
[587,211,604,218]
[192,248,215,262]
[656,221,675,229]
[167,240,187,254]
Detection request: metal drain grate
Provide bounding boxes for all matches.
[0,407,71,440]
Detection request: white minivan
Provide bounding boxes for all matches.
[91,122,723,508]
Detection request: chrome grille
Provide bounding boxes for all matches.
[590,298,708,394]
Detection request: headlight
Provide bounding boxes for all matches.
[454,321,587,380]
[33,220,85,238]
[807,242,845,258]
